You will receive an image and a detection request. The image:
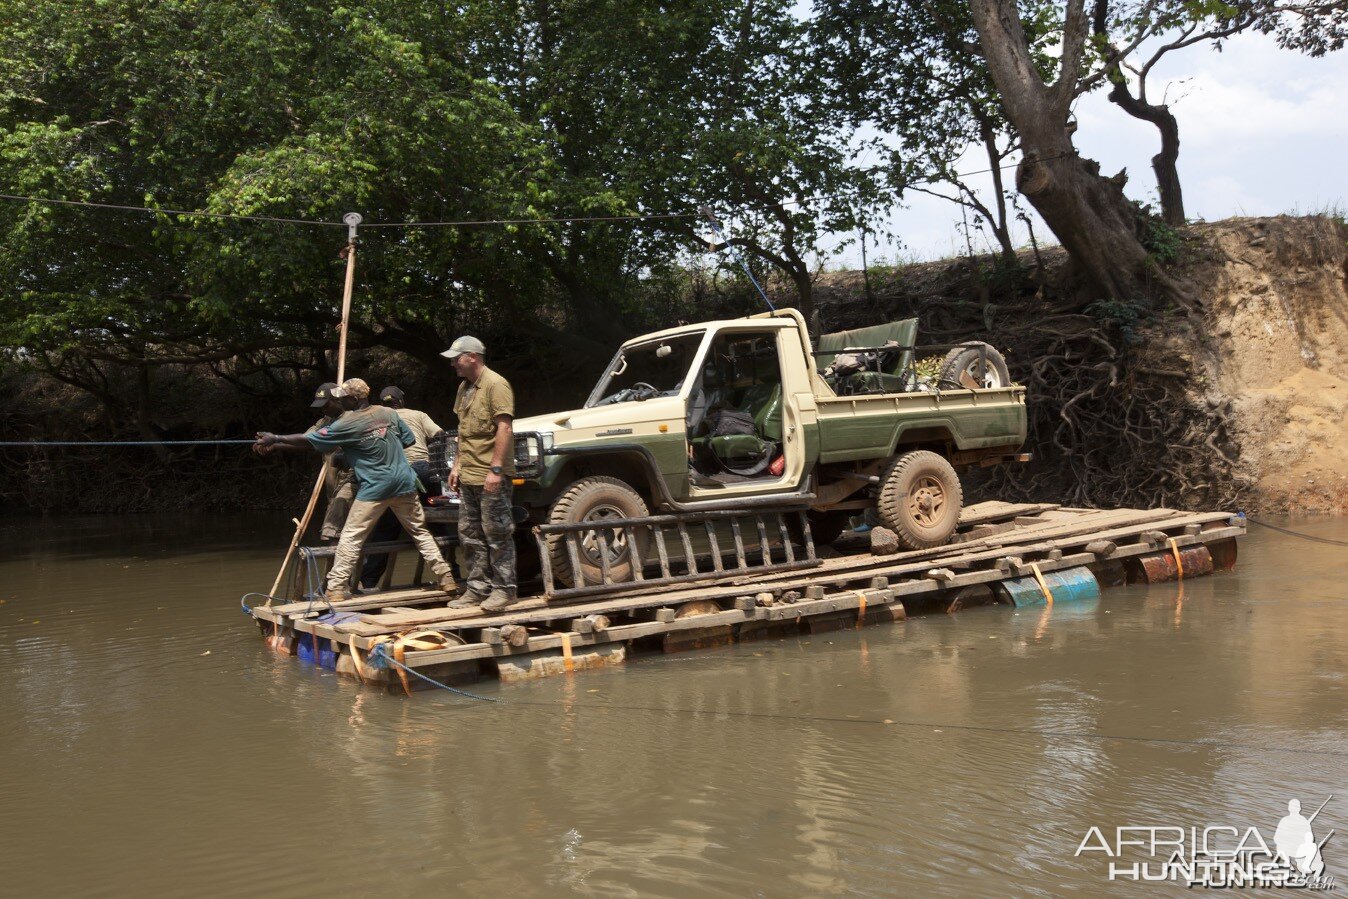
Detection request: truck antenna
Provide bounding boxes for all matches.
[699,205,775,312]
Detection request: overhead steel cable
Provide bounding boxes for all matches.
[0,192,342,227]
[0,191,698,228]
[0,439,259,447]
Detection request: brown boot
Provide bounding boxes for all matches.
[447,591,488,610]
[481,589,523,613]
[439,573,460,597]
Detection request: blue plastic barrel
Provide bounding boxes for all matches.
[995,565,1101,608]
[296,633,340,669]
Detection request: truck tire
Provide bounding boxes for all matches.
[876,451,963,550]
[938,341,1010,389]
[546,476,650,587]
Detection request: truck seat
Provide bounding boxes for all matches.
[817,318,917,389]
[701,382,782,463]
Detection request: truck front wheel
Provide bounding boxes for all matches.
[546,476,650,587]
[876,451,963,550]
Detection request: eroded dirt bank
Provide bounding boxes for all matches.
[813,214,1348,515]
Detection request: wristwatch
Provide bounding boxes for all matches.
[490,465,503,475]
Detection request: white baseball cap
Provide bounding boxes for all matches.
[441,336,486,359]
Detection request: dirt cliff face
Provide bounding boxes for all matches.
[810,214,1347,516]
[1189,216,1348,515]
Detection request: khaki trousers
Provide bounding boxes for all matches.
[327,493,452,594]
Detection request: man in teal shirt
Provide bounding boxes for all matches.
[255,378,458,602]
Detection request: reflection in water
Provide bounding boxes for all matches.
[0,514,1344,895]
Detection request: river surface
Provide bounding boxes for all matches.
[1,513,1344,896]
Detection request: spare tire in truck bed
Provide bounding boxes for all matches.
[938,341,1010,389]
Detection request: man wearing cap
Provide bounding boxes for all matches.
[376,386,444,497]
[444,336,520,612]
[254,378,459,602]
[307,382,358,542]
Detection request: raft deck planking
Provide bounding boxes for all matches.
[249,502,1244,689]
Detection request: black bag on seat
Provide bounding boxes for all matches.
[709,409,756,437]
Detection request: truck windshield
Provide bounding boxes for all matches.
[587,332,705,407]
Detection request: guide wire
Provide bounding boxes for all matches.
[0,439,259,447]
[1243,516,1348,547]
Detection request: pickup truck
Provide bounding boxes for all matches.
[437,308,1027,586]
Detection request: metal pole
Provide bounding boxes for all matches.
[265,213,362,603]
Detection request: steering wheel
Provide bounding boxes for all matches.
[630,381,659,400]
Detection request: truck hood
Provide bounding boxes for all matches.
[514,397,682,439]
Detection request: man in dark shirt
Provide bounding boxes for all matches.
[254,378,458,602]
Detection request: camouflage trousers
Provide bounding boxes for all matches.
[458,482,516,598]
[321,467,357,542]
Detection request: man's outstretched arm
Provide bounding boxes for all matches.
[253,432,317,455]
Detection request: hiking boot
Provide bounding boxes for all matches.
[326,587,352,604]
[438,574,460,596]
[447,591,488,610]
[480,589,522,613]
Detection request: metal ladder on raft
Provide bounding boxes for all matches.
[533,506,823,602]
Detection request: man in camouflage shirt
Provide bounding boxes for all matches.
[443,336,520,612]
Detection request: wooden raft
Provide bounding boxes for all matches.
[248,502,1245,690]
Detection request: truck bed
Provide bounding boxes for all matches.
[814,385,1027,464]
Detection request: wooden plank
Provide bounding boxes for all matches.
[270,585,442,616]
[956,501,1061,528]
[344,596,549,633]
[401,608,756,666]
[709,507,1182,590]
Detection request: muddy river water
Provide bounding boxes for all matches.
[1,513,1344,896]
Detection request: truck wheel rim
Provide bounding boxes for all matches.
[909,476,946,527]
[962,360,1001,388]
[580,504,629,564]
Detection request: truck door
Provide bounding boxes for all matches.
[686,326,800,492]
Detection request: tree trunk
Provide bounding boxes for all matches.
[980,118,1018,262]
[968,0,1189,303]
[1107,80,1185,226]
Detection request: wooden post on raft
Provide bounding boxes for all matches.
[265,213,363,604]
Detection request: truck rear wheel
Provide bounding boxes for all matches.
[939,341,1010,389]
[546,476,650,587]
[876,451,963,550]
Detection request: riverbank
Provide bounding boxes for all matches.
[813,214,1348,515]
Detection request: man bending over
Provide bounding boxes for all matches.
[254,378,459,602]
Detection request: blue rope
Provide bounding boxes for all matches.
[296,546,334,617]
[240,592,284,615]
[0,439,258,447]
[367,643,501,703]
[700,207,775,311]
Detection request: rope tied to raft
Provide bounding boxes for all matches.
[366,642,500,703]
[239,592,280,615]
